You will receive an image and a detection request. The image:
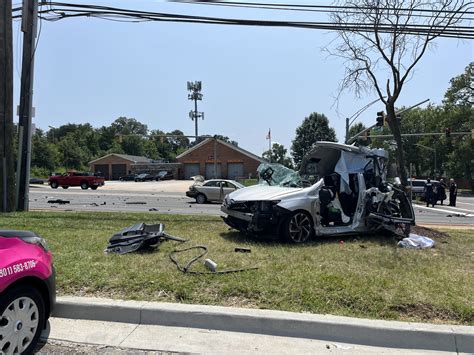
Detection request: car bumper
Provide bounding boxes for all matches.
[221,204,289,233]
[186,191,198,198]
[45,266,56,317]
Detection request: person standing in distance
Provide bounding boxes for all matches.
[424,178,435,208]
[449,178,458,207]
[437,178,447,205]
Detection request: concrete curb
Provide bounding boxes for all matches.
[53,296,474,353]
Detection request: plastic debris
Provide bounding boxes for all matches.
[397,234,435,249]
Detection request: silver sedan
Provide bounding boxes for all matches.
[186,179,245,204]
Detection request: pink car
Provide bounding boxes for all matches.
[0,230,55,354]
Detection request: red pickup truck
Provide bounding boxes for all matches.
[48,171,105,190]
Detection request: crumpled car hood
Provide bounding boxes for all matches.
[228,184,303,202]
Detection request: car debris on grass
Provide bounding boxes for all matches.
[105,222,259,275]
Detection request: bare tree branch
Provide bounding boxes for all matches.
[326,0,470,185]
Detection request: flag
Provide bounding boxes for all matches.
[266,129,271,140]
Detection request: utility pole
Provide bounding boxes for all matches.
[0,0,15,212]
[187,81,204,139]
[16,0,38,211]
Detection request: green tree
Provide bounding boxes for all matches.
[262,143,293,168]
[443,63,473,108]
[31,129,59,171]
[291,112,337,168]
[111,117,148,135]
[121,135,145,157]
[150,129,173,161]
[57,134,88,169]
[143,139,159,160]
[97,125,119,152]
[167,130,190,152]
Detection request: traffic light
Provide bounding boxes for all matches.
[445,128,451,138]
[376,111,385,126]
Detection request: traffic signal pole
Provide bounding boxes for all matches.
[16,0,38,211]
[346,124,378,144]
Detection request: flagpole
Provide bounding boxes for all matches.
[268,128,271,153]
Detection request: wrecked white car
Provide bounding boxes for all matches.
[221,142,415,243]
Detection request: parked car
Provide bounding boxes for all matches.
[155,170,174,181]
[187,179,245,204]
[0,229,56,354]
[119,174,137,181]
[221,142,415,243]
[29,177,45,184]
[134,173,154,182]
[408,178,426,198]
[408,178,440,200]
[48,171,105,190]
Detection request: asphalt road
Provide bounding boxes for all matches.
[29,181,474,226]
[29,181,220,216]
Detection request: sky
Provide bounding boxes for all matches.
[12,0,473,157]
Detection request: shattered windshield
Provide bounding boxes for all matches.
[257,163,303,187]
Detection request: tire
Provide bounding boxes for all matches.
[0,284,46,355]
[91,186,98,190]
[61,186,69,189]
[281,211,314,244]
[50,181,58,189]
[80,182,88,190]
[196,193,207,204]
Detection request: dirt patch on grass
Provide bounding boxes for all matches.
[411,225,450,239]
[391,303,472,324]
[223,296,259,309]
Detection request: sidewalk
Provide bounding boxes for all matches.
[40,318,456,354]
[50,296,474,353]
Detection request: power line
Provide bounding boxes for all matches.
[170,0,474,20]
[9,2,473,39]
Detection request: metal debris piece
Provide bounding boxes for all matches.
[105,223,186,255]
[204,259,218,272]
[235,247,251,253]
[48,199,70,204]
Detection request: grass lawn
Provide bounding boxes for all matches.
[1,211,472,325]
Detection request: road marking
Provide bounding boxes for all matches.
[414,204,474,217]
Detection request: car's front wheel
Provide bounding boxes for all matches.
[50,182,58,189]
[80,182,88,190]
[0,285,46,355]
[196,193,207,204]
[281,211,314,244]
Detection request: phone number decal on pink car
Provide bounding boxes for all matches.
[0,260,38,278]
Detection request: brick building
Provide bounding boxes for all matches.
[88,154,153,180]
[176,138,265,179]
